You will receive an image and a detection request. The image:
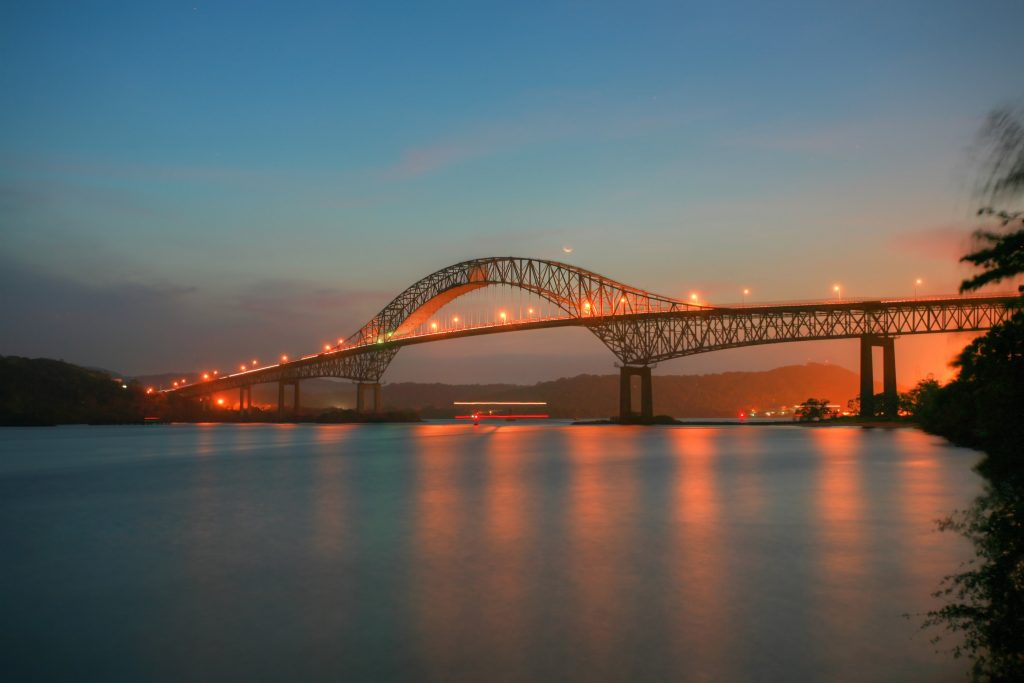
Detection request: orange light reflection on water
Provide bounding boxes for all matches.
[410,424,471,674]
[811,427,865,580]
[809,425,870,666]
[478,426,535,674]
[563,427,639,676]
[667,427,728,676]
[311,427,352,558]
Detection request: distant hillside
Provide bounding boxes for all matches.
[0,356,153,425]
[2,356,862,423]
[378,363,860,418]
[207,362,862,418]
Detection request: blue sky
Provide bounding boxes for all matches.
[1,1,1022,381]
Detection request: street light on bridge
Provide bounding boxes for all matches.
[833,284,842,300]
[742,288,750,305]
[499,311,507,323]
[281,354,288,363]
[915,278,922,297]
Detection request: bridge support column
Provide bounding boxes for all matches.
[882,336,898,419]
[356,382,382,414]
[859,336,874,419]
[239,386,246,417]
[859,335,898,419]
[276,381,300,417]
[618,366,653,422]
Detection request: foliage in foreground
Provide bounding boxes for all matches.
[922,470,1024,682]
[918,104,1024,681]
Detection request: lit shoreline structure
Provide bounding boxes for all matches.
[453,401,549,425]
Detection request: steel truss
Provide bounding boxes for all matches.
[588,298,1018,365]
[348,256,697,345]
[171,255,1019,399]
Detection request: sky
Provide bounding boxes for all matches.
[1,1,1022,385]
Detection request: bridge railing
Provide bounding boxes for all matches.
[712,291,1020,309]
[165,290,1019,392]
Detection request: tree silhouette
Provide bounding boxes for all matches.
[961,107,1024,293]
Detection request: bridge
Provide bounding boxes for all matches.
[168,257,1019,420]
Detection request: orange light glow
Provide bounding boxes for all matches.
[251,359,257,366]
[324,344,331,351]
[620,297,626,304]
[743,288,750,295]
[281,354,288,362]
[583,301,591,310]
[499,311,507,321]
[453,316,459,323]
[213,370,219,375]
[202,373,210,380]
[431,322,438,331]
[217,398,225,406]
[690,293,698,301]
[172,381,178,387]
[146,387,154,394]
[527,308,534,314]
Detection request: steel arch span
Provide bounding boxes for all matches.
[345,256,697,346]
[168,256,1020,420]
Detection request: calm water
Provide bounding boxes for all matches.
[0,423,981,682]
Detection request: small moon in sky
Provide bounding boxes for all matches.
[562,246,573,254]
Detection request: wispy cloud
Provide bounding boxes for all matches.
[889,224,976,262]
[379,96,710,180]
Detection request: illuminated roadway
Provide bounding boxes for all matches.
[167,256,1020,420]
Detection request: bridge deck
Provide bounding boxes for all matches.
[168,292,1019,398]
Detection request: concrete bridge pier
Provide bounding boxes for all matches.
[859,335,898,419]
[239,385,252,418]
[277,380,300,416]
[356,382,382,414]
[619,366,653,421]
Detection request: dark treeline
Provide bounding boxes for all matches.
[0,356,154,425]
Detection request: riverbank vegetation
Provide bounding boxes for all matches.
[0,356,155,425]
[915,106,1024,682]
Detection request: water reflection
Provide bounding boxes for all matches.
[311,428,352,557]
[564,428,640,678]
[0,424,984,682]
[667,428,729,679]
[411,424,471,677]
[812,427,865,582]
[478,427,533,674]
